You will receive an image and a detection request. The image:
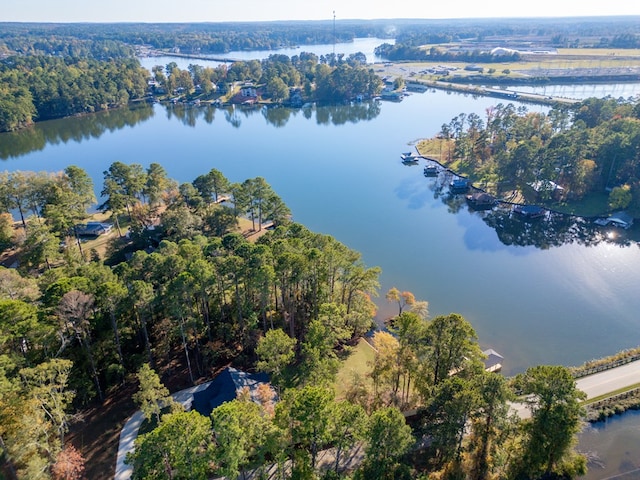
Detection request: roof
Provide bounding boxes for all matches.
[482,349,504,371]
[191,367,272,416]
[75,222,113,236]
[468,192,495,203]
[610,211,634,225]
[514,205,545,216]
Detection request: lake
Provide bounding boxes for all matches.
[2,83,640,477]
[2,88,639,375]
[580,411,640,480]
[138,37,393,72]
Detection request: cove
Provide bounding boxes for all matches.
[1,88,640,377]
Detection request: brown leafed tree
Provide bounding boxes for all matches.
[52,445,86,480]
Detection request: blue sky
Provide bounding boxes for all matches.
[3,0,640,23]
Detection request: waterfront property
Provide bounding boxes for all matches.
[449,178,470,193]
[483,349,504,373]
[466,192,496,209]
[512,204,546,218]
[594,211,634,229]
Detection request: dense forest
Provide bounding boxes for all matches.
[2,18,639,56]
[0,56,149,131]
[1,18,638,479]
[374,42,522,62]
[0,50,382,132]
[2,16,640,130]
[423,96,640,216]
[0,161,587,479]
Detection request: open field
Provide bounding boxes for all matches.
[556,48,640,57]
[334,338,376,399]
[376,45,640,83]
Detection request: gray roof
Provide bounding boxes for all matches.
[483,349,504,370]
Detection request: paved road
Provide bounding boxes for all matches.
[576,359,640,400]
[116,361,640,477]
[512,359,640,420]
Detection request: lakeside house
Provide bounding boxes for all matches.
[594,211,634,229]
[191,367,275,417]
[75,222,113,236]
[483,349,504,373]
[528,179,565,201]
[240,83,258,98]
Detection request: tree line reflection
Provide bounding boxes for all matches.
[426,171,637,249]
[0,101,383,159]
[0,103,155,160]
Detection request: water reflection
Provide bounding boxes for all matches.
[0,103,155,160]
[579,411,640,480]
[160,100,383,129]
[262,105,293,128]
[422,171,637,250]
[0,100,383,158]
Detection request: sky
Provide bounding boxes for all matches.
[2,0,640,23]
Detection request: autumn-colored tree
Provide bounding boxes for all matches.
[52,445,86,480]
[385,287,416,316]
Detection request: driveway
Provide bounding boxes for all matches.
[114,381,213,480]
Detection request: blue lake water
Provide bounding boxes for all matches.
[139,37,393,71]
[2,88,639,376]
[3,76,640,479]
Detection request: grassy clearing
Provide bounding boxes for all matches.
[551,192,610,217]
[334,338,375,399]
[556,48,640,57]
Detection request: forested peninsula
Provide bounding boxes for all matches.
[1,162,587,479]
[418,96,640,217]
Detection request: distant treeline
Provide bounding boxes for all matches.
[2,17,639,59]
[0,22,392,56]
[374,43,521,63]
[0,55,148,132]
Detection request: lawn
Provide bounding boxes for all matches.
[334,338,376,399]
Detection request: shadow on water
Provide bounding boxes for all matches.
[161,100,382,129]
[0,103,155,161]
[0,99,383,159]
[422,171,638,251]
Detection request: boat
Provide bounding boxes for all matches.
[449,178,469,193]
[466,192,496,209]
[512,204,546,218]
[400,152,418,162]
[423,164,439,176]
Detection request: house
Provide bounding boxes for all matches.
[75,222,113,236]
[528,180,564,201]
[594,211,634,229]
[191,367,274,417]
[240,84,258,98]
